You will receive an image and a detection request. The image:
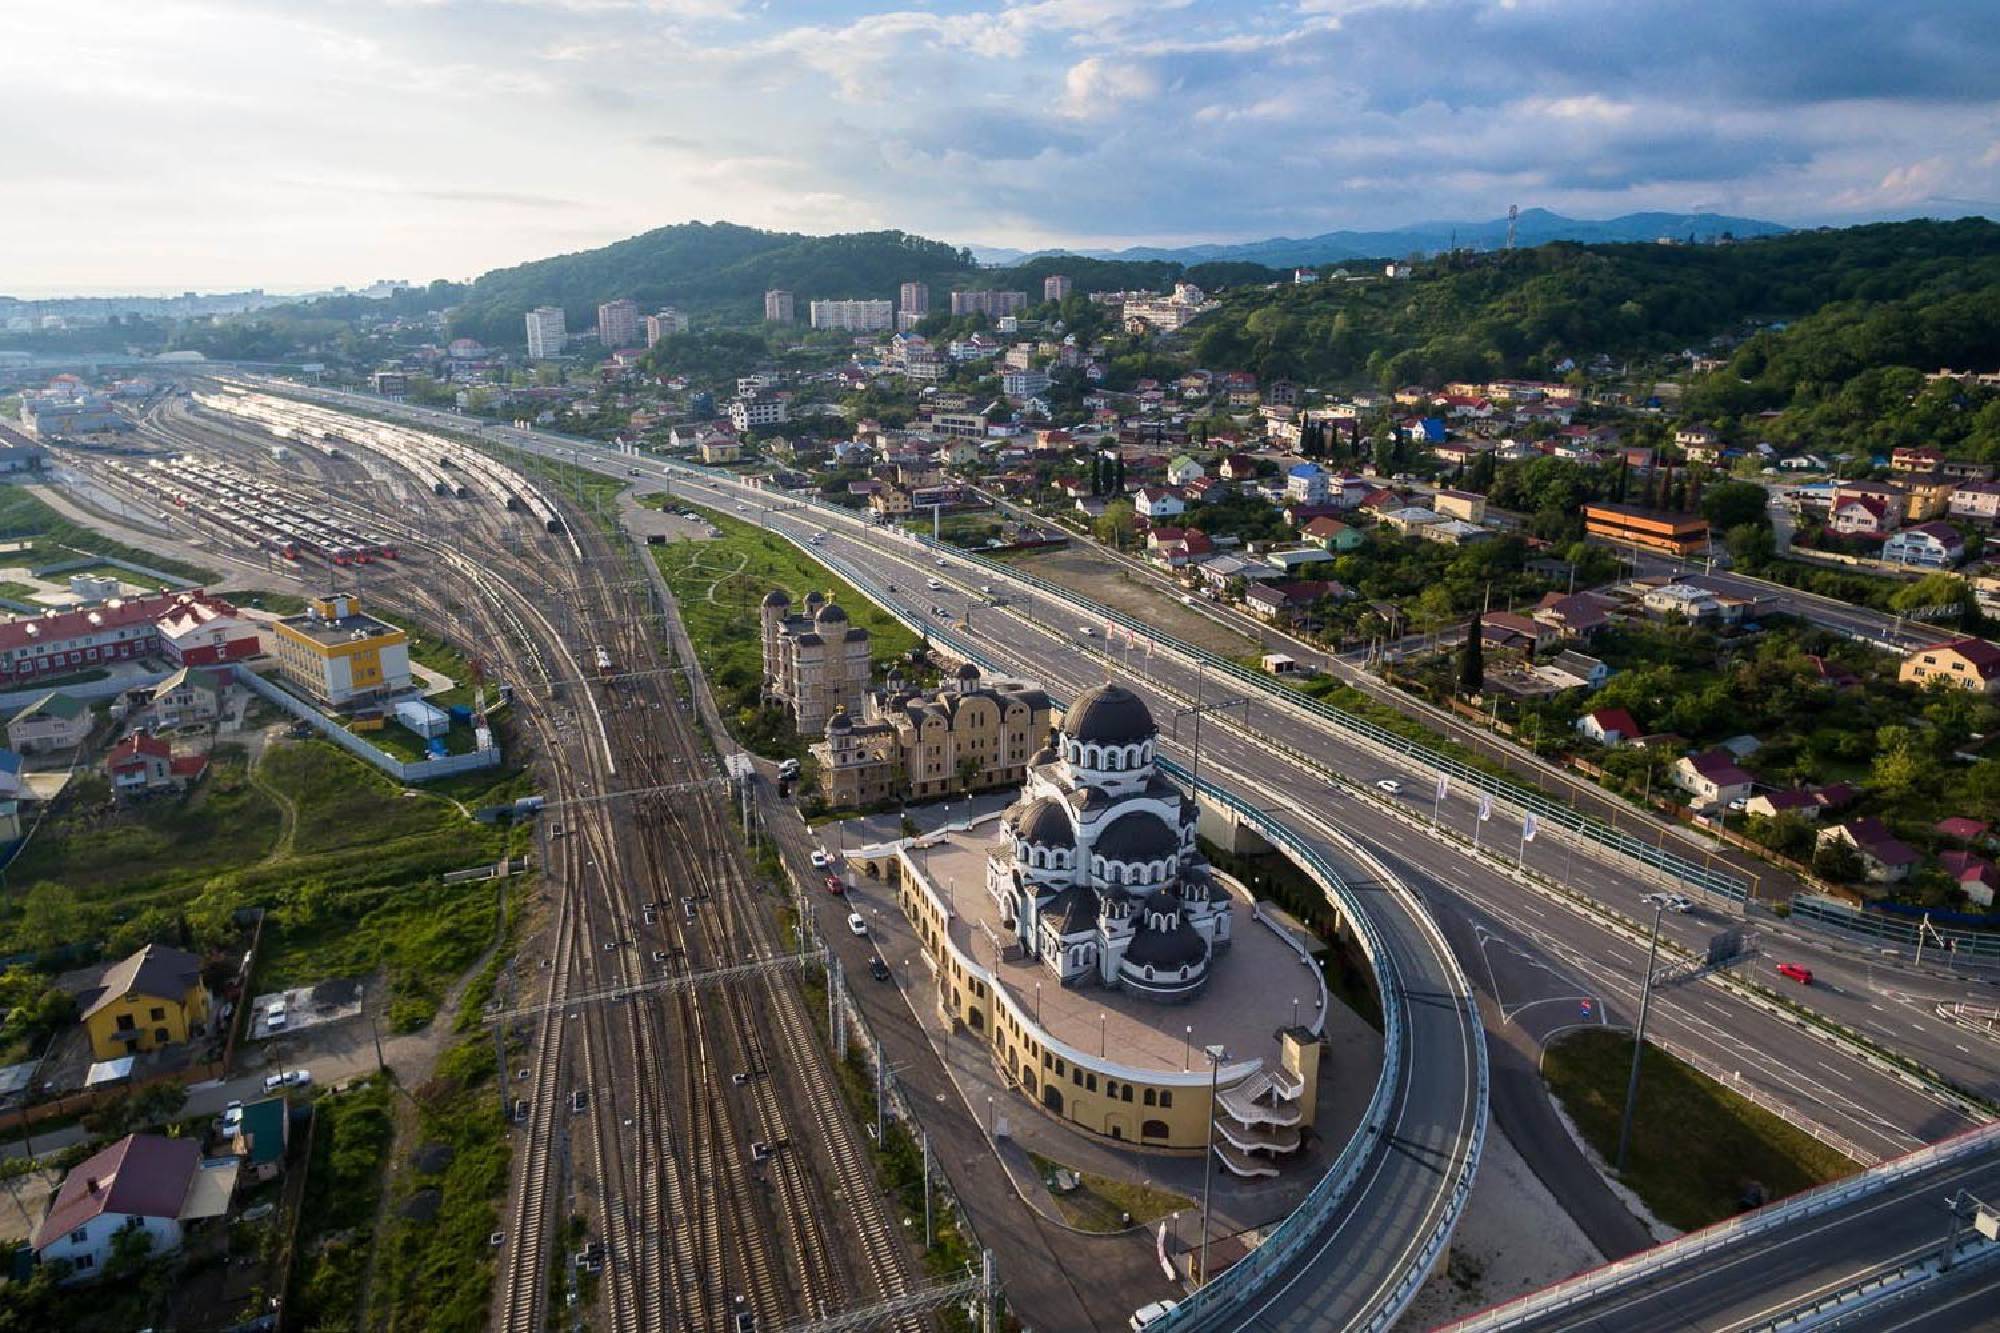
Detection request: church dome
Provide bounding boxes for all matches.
[1061,683,1156,746]
[815,602,849,626]
[762,589,790,608]
[1009,797,1074,847]
[1094,809,1177,862]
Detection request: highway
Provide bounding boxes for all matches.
[251,385,1998,1327]
[1472,1141,2000,1331]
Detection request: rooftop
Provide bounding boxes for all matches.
[278,607,403,647]
[911,829,1323,1078]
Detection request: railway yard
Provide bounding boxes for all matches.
[73,387,927,1331]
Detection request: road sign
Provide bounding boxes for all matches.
[1581,999,1594,1019]
[1706,928,1747,967]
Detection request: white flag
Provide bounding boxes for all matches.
[1435,774,1449,803]
[1477,792,1493,822]
[1522,813,1538,842]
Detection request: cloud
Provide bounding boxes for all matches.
[1060,57,1160,118]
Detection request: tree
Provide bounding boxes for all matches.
[1813,839,1864,883]
[1725,521,1776,568]
[1094,499,1136,550]
[16,882,79,954]
[1458,614,1485,696]
[1701,480,1770,532]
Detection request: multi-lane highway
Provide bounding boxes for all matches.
[243,383,1998,1329]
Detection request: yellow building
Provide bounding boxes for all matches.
[1900,637,2000,695]
[270,594,412,706]
[80,944,212,1061]
[812,664,1054,806]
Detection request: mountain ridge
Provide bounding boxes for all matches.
[970,208,1789,268]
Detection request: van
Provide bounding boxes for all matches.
[777,758,801,780]
[1776,962,1814,986]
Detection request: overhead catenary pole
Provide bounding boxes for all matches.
[1615,899,1667,1172]
[1197,1043,1225,1287]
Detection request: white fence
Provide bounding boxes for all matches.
[233,667,501,783]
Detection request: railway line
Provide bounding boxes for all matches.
[119,392,916,1332]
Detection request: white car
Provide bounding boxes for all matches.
[262,1072,288,1093]
[286,1069,313,1088]
[220,1101,245,1133]
[847,913,869,937]
[935,556,947,567]
[809,848,831,870]
[1131,1301,1180,1330]
[1375,778,1402,796]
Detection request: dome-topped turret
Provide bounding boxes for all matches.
[1009,796,1074,847]
[826,709,852,734]
[815,602,849,626]
[762,589,790,609]
[956,662,981,683]
[1061,683,1156,746]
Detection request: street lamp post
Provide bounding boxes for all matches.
[1615,899,1667,1173]
[1197,1044,1226,1288]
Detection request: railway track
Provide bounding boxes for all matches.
[132,392,919,1332]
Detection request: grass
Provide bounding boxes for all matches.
[216,588,310,616]
[288,1075,395,1330]
[62,561,172,591]
[651,500,922,756]
[2,736,526,1032]
[1542,1027,1859,1232]
[1026,1151,1192,1232]
[0,579,40,602]
[0,486,215,583]
[373,1038,511,1332]
[405,629,479,709]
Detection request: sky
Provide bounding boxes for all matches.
[4,0,1998,296]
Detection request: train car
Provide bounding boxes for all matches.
[593,646,614,674]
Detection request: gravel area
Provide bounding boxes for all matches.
[1394,1123,1606,1330]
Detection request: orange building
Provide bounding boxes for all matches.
[1583,503,1710,557]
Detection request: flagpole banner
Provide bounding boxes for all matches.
[1435,774,1449,802]
[1478,792,1493,822]
[1523,813,1538,842]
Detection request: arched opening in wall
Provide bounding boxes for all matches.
[1142,1118,1169,1140]
[1023,1070,1037,1095]
[1043,1085,1065,1115]
[1108,1123,1124,1141]
[968,1008,985,1031]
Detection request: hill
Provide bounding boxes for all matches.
[973,208,1788,269]
[447,222,1285,348]
[1184,217,2000,389]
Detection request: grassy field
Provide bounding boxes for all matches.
[287,1075,395,1329]
[1543,1028,1859,1231]
[3,737,528,1032]
[0,487,215,583]
[217,588,310,616]
[1027,1152,1192,1233]
[652,500,922,757]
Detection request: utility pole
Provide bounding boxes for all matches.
[922,1129,933,1250]
[1197,1044,1225,1287]
[1615,900,1667,1173]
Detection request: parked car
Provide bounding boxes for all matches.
[262,1072,287,1093]
[286,1069,312,1088]
[847,913,869,937]
[220,1101,245,1133]
[868,956,892,982]
[809,848,830,870]
[1131,1301,1180,1331]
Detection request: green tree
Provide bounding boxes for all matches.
[1094,499,1136,550]
[1458,614,1485,696]
[1701,481,1770,532]
[16,882,79,954]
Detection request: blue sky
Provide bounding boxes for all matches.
[4,0,1996,294]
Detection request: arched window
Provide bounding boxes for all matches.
[1023,1071,1037,1094]
[1043,1085,1065,1114]
[1142,1119,1169,1139]
[968,1008,985,1031]
[1121,1085,1133,1102]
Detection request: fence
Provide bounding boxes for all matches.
[233,667,502,783]
[1790,895,2000,960]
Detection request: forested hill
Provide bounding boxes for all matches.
[446,221,1284,346]
[1186,217,2000,389]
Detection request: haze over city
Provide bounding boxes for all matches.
[5,0,1998,295]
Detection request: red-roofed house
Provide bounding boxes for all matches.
[1831,494,1894,537]
[1900,638,2000,695]
[152,593,260,666]
[1575,707,1640,747]
[106,732,174,795]
[1936,817,1991,845]
[1881,521,1966,569]
[1218,454,1258,481]
[1744,789,1824,821]
[1671,748,1755,810]
[1942,853,2000,907]
[1819,817,1920,883]
[35,1134,202,1279]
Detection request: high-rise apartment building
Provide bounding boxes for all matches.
[645,309,689,346]
[899,282,930,317]
[524,306,567,359]
[809,299,895,332]
[596,298,640,351]
[949,289,1029,318]
[1043,274,1073,303]
[764,290,795,323]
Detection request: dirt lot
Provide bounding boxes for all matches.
[998,544,1256,657]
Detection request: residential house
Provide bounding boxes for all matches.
[1285,463,1329,505]
[1264,546,1337,574]
[1133,487,1185,521]
[1546,650,1611,689]
[1640,582,1723,621]
[1744,789,1824,822]
[1935,816,1991,846]
[1432,489,1487,524]
[1145,528,1214,569]
[1881,521,1966,568]
[1481,611,1556,656]
[1380,506,1442,534]
[105,731,174,794]
[1818,818,1920,883]
[1900,638,2000,695]
[1183,476,1229,505]
[1196,554,1281,591]
[1674,424,1720,454]
[1166,455,1205,487]
[1420,519,1491,546]
[34,1135,214,1280]
[1671,748,1755,810]
[1302,516,1364,551]
[1890,446,1943,474]
[1575,707,1640,746]
[1830,495,1895,537]
[78,943,212,1061]
[1939,852,2000,907]
[232,1097,290,1183]
[1243,580,1345,625]
[6,691,91,754]
[1218,454,1259,482]
[1832,481,1907,532]
[149,666,230,727]
[1947,481,2000,522]
[1532,591,1618,639]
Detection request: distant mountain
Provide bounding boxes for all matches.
[971,209,1790,269]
